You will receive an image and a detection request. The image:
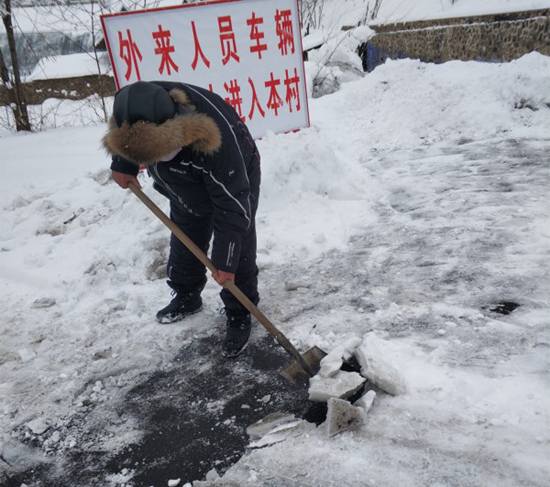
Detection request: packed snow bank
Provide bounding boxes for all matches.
[312,52,550,151]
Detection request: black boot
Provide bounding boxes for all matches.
[156,293,202,324]
[222,309,252,358]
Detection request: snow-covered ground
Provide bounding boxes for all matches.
[1,53,549,485]
[319,0,550,27]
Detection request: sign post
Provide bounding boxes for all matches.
[101,0,309,139]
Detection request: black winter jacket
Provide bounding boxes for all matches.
[104,81,261,274]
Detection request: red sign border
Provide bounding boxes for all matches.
[100,0,311,136]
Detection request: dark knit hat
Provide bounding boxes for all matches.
[113,81,176,127]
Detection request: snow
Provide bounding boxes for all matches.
[26,417,51,435]
[355,332,409,395]
[318,336,362,377]
[354,389,376,413]
[246,412,298,440]
[302,30,328,52]
[6,0,549,39]
[247,418,314,449]
[0,97,110,135]
[1,50,550,485]
[308,370,366,402]
[326,397,366,436]
[0,441,46,470]
[319,0,550,28]
[26,52,111,82]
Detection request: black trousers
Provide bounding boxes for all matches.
[167,202,259,314]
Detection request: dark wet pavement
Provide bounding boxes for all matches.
[3,332,313,486]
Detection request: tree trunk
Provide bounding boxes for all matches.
[1,0,31,131]
[0,47,10,85]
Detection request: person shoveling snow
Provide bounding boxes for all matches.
[103,80,261,358]
[103,81,327,381]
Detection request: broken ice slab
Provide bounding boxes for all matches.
[318,336,362,378]
[26,417,51,435]
[246,412,297,440]
[308,370,366,403]
[354,332,408,396]
[326,397,366,437]
[247,420,315,449]
[284,281,310,291]
[354,390,376,414]
[1,440,47,471]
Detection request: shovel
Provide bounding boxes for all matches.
[128,182,326,384]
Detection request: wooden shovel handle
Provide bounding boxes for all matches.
[128,183,314,377]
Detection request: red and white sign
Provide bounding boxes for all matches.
[101,0,309,139]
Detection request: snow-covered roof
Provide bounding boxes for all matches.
[25,51,111,81]
[302,30,328,52]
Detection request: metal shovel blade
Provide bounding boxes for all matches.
[280,346,327,385]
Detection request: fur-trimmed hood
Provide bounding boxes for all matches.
[102,88,222,165]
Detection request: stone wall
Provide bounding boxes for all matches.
[360,9,550,71]
[0,74,116,106]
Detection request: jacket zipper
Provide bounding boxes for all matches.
[151,164,183,205]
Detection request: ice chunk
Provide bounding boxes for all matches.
[354,390,376,414]
[284,281,310,291]
[259,394,271,404]
[247,413,297,440]
[326,397,366,436]
[318,336,362,378]
[1,441,46,470]
[309,370,365,403]
[248,420,314,449]
[27,417,50,435]
[168,479,181,487]
[205,468,219,481]
[354,333,408,396]
[18,349,37,362]
[319,353,344,378]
